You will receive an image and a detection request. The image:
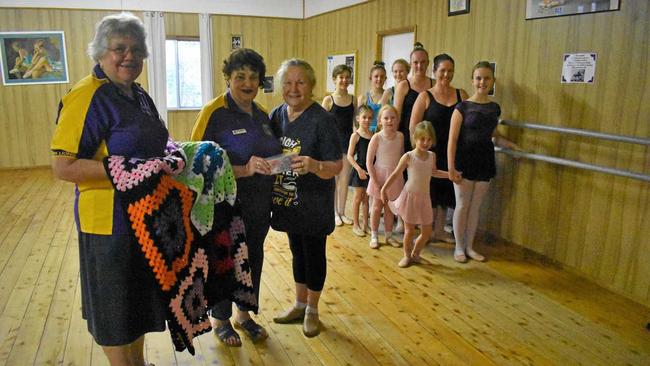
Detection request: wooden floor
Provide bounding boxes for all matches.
[0,167,649,366]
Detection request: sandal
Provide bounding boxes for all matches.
[215,322,242,347]
[233,318,269,343]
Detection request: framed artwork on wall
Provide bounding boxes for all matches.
[231,35,242,50]
[0,31,69,86]
[526,0,620,20]
[448,0,470,16]
[326,51,356,95]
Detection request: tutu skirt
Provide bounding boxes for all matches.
[367,166,403,200]
[389,189,433,225]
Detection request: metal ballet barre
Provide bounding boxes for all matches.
[495,120,650,183]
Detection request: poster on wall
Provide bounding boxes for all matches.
[0,31,69,86]
[526,0,620,20]
[561,53,596,84]
[326,51,356,95]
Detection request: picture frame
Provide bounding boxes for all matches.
[326,51,357,95]
[448,0,470,16]
[0,31,69,86]
[526,0,620,20]
[231,35,242,50]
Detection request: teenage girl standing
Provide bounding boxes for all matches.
[322,64,356,226]
[358,61,387,132]
[380,59,410,106]
[448,61,520,263]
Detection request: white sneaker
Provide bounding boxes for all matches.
[335,215,343,226]
[369,237,379,249]
[340,215,353,225]
[352,226,366,237]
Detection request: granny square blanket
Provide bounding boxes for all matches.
[103,140,256,354]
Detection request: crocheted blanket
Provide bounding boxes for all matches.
[103,140,256,354]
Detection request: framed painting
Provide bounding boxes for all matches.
[449,0,470,16]
[0,31,69,86]
[526,0,620,20]
[231,35,242,50]
[326,51,356,95]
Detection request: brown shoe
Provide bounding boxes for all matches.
[303,312,320,337]
[273,306,305,324]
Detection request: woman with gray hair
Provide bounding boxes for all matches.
[269,59,342,337]
[50,12,166,365]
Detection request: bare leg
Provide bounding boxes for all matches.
[103,336,145,366]
[352,188,363,228]
[412,224,432,259]
[335,156,352,221]
[402,223,416,260]
[296,282,308,304]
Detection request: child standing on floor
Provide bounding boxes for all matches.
[366,105,404,248]
[381,121,449,267]
[358,61,387,133]
[322,64,356,227]
[447,61,521,263]
[347,105,374,237]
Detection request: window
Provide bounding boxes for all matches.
[165,39,202,109]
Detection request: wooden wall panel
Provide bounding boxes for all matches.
[0,9,301,164]
[303,0,649,305]
[0,9,119,168]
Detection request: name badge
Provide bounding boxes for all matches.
[232,128,247,135]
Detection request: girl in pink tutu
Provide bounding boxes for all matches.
[366,105,404,248]
[381,121,449,267]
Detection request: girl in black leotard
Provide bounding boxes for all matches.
[448,61,521,264]
[322,64,356,227]
[394,42,434,152]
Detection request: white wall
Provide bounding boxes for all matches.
[0,0,304,18]
[304,0,367,18]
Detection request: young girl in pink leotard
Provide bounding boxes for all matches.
[366,105,404,249]
[381,121,449,267]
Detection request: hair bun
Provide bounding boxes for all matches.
[413,42,424,50]
[373,60,385,67]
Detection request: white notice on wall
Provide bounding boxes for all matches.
[561,53,597,84]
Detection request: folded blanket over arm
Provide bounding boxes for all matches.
[103,140,256,354]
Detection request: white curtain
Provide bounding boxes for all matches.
[144,11,168,125]
[199,13,214,104]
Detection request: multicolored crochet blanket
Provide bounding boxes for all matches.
[103,140,256,354]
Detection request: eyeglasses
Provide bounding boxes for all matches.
[107,46,147,58]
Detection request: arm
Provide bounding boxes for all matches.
[321,95,333,111]
[447,109,463,184]
[409,92,429,143]
[291,155,342,179]
[365,135,379,182]
[380,153,409,203]
[393,80,408,119]
[430,152,449,179]
[51,156,108,184]
[379,88,392,105]
[346,133,368,180]
[492,128,521,151]
[357,93,366,107]
[231,155,273,178]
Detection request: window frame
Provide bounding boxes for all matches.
[165,36,202,111]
